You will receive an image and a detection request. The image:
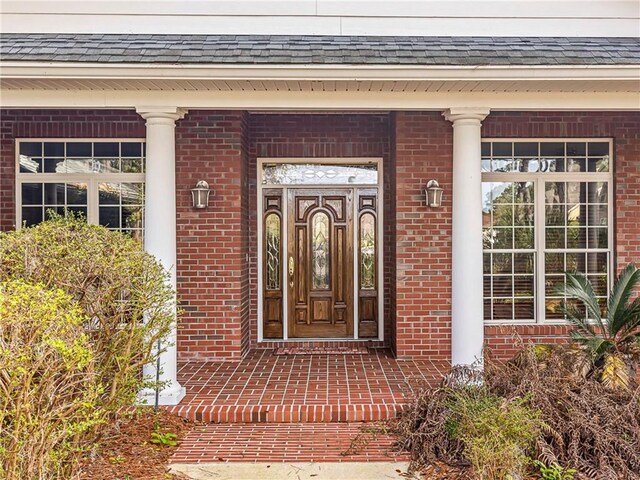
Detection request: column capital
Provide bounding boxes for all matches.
[136,106,187,122]
[443,107,490,125]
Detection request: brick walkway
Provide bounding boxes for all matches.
[171,423,409,463]
[167,348,447,423]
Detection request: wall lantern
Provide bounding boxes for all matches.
[425,179,444,208]
[191,180,211,209]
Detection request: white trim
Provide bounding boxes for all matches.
[2,63,639,82]
[2,89,637,111]
[481,137,614,326]
[256,157,384,342]
[14,138,145,229]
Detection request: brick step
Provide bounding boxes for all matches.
[167,403,406,423]
[170,423,408,463]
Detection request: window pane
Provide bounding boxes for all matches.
[121,142,142,157]
[44,183,65,205]
[311,212,330,289]
[99,183,120,205]
[44,158,65,173]
[99,207,120,228]
[22,207,42,226]
[265,213,281,290]
[94,142,119,157]
[43,142,64,156]
[21,183,42,205]
[492,253,512,274]
[66,142,92,157]
[514,228,534,249]
[19,155,42,173]
[360,213,376,290]
[66,183,87,205]
[122,206,143,230]
[122,158,143,173]
[514,142,538,156]
[514,253,534,274]
[540,142,564,156]
[121,183,143,205]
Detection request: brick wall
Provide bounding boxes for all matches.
[1,109,638,363]
[0,109,145,231]
[248,113,393,347]
[393,112,454,360]
[175,111,248,361]
[482,111,640,358]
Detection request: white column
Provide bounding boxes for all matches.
[136,106,186,405]
[443,107,490,368]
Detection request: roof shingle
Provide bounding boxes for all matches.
[1,34,638,65]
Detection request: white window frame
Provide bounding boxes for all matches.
[15,138,146,229]
[256,157,384,342]
[481,138,614,325]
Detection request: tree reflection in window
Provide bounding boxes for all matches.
[360,213,375,289]
[265,213,281,290]
[311,212,330,289]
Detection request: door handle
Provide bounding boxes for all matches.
[288,256,294,287]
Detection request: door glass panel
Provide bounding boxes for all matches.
[265,213,281,290]
[360,213,376,289]
[263,163,377,185]
[311,212,330,289]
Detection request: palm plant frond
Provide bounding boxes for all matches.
[556,271,604,331]
[607,263,640,334]
[611,296,640,340]
[601,353,630,390]
[558,263,640,389]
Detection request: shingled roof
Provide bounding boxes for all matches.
[1,34,639,65]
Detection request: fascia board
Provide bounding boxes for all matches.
[1,62,639,82]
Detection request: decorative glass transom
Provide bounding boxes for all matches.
[262,163,377,185]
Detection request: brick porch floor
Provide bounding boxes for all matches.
[167,348,448,423]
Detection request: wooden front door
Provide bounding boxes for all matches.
[287,189,353,338]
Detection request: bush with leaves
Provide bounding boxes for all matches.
[0,215,175,413]
[556,263,640,390]
[0,280,104,479]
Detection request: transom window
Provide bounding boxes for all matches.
[16,140,145,241]
[481,139,612,324]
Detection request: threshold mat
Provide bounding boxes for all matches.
[274,346,370,355]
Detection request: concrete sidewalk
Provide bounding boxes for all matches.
[170,462,421,480]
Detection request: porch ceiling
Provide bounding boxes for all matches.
[1,77,639,93]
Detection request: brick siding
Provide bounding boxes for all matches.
[1,109,638,362]
[393,111,454,360]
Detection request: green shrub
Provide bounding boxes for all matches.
[532,460,576,480]
[0,215,175,413]
[446,387,541,480]
[0,280,104,479]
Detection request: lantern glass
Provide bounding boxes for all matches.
[191,180,211,209]
[425,180,443,208]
